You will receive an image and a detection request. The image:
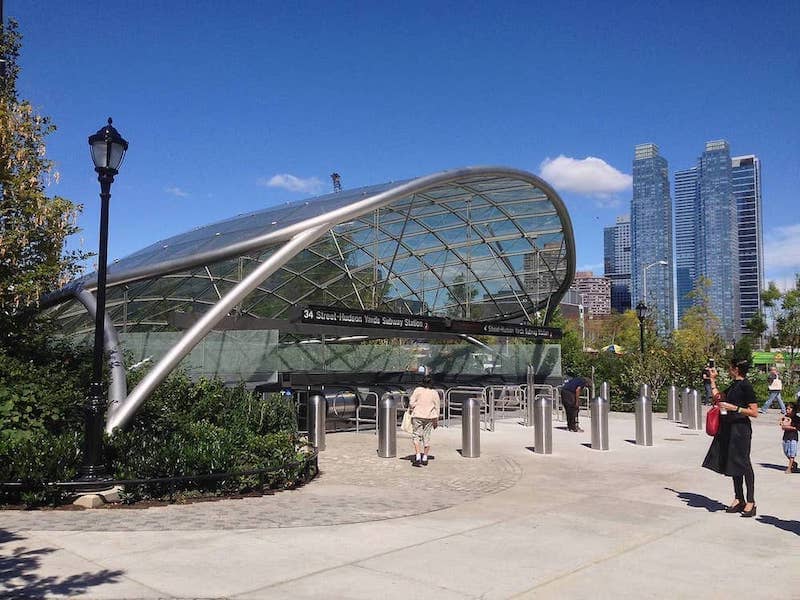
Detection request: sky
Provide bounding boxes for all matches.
[7,0,800,290]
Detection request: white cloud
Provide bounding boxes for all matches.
[258,173,323,194]
[764,223,800,287]
[165,186,189,198]
[539,155,632,198]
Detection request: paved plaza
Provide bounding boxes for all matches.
[2,410,798,599]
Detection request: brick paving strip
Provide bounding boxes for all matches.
[0,431,522,532]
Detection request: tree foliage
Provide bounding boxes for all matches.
[765,275,800,386]
[0,19,86,344]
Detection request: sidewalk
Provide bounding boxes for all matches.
[2,409,798,599]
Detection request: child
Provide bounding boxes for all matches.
[780,403,799,473]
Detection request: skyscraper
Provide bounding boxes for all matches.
[673,140,743,340]
[674,167,697,322]
[631,143,674,333]
[603,214,631,313]
[732,155,763,332]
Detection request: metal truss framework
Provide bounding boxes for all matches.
[44,167,576,431]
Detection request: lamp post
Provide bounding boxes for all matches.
[635,301,648,355]
[78,118,128,485]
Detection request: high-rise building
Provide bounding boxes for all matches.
[674,167,697,322]
[603,215,631,313]
[571,271,611,317]
[673,140,745,340]
[732,155,763,333]
[631,143,674,333]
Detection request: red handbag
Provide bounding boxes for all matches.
[706,405,720,436]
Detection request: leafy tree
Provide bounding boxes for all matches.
[744,312,767,349]
[0,19,87,345]
[761,281,782,346]
[769,275,800,386]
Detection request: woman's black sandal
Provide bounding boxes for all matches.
[740,505,757,518]
[725,501,745,513]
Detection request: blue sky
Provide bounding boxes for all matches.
[8,0,800,290]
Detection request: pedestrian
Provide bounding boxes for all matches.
[561,375,590,433]
[759,366,785,414]
[702,358,759,517]
[779,403,798,473]
[702,359,714,404]
[408,375,440,467]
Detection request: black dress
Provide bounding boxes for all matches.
[702,379,757,476]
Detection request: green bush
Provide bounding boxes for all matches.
[0,430,82,506]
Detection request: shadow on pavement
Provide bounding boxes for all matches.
[758,462,789,472]
[0,528,125,598]
[756,515,800,536]
[664,488,726,512]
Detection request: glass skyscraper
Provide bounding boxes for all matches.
[732,155,763,333]
[673,140,741,340]
[631,143,674,333]
[603,214,631,313]
[674,167,697,323]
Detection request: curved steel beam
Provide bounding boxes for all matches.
[74,289,127,419]
[106,224,330,433]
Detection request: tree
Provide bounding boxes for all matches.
[744,312,767,349]
[0,19,86,344]
[770,276,800,386]
[761,281,783,349]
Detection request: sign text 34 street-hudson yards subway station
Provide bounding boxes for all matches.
[298,305,561,340]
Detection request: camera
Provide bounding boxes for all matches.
[708,359,715,368]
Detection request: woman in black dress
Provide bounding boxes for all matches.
[702,358,759,517]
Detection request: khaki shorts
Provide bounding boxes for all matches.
[412,417,436,446]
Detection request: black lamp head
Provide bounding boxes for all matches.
[89,118,128,174]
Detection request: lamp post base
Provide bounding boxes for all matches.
[76,382,110,491]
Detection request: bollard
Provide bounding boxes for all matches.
[533,395,553,455]
[461,397,481,458]
[308,391,326,451]
[590,396,609,450]
[681,387,691,425]
[684,390,698,429]
[377,395,397,458]
[640,383,650,400]
[667,385,678,421]
[634,395,653,446]
[600,381,610,401]
[692,389,703,431]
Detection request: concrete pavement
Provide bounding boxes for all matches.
[1,409,798,599]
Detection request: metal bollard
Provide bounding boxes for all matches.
[692,389,703,431]
[634,395,653,446]
[684,390,698,429]
[590,396,609,450]
[377,395,397,458]
[667,385,678,421]
[533,395,553,454]
[640,383,650,400]
[308,391,326,451]
[461,397,481,458]
[681,387,691,425]
[601,381,610,401]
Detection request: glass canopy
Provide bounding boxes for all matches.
[47,167,575,336]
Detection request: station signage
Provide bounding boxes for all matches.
[297,305,561,340]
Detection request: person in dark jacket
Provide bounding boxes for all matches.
[561,376,590,433]
[702,358,759,517]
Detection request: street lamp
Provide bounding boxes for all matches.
[635,300,648,354]
[78,118,128,485]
